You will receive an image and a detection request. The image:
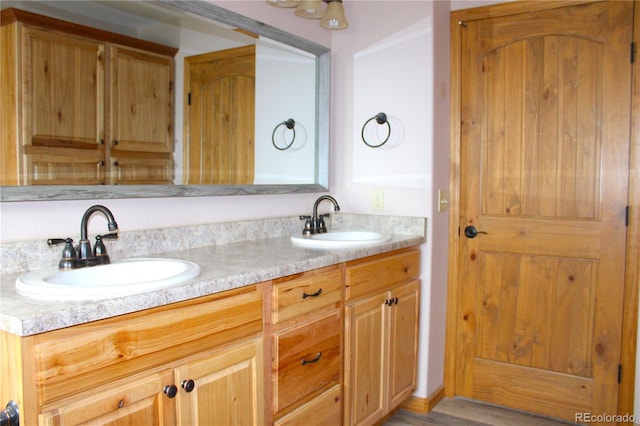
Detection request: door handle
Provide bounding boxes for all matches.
[464,225,487,239]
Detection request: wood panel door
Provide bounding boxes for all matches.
[174,337,264,426]
[184,45,255,184]
[450,1,633,421]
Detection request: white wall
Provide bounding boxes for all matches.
[329,1,448,398]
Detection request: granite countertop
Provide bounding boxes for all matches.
[0,234,423,337]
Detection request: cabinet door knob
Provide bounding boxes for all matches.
[302,288,323,299]
[163,384,178,398]
[181,379,195,393]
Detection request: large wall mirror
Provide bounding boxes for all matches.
[0,0,329,201]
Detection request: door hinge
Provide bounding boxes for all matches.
[632,42,636,64]
[188,92,192,106]
[618,364,622,383]
[626,205,630,227]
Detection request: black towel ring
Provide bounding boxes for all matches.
[361,112,391,148]
[272,118,296,151]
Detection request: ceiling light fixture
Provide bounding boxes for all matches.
[295,0,325,19]
[320,0,349,30]
[265,0,301,8]
[267,0,349,30]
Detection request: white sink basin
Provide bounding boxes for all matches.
[290,231,391,249]
[15,258,201,301]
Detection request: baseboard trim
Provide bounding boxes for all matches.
[401,385,446,414]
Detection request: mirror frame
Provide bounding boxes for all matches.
[0,0,330,202]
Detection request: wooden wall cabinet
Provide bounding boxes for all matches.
[343,248,421,426]
[1,285,264,426]
[0,8,176,185]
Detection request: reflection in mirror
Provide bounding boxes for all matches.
[0,0,329,201]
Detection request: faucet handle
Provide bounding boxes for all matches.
[48,238,79,269]
[48,237,77,258]
[299,215,312,236]
[94,233,117,257]
[318,214,331,233]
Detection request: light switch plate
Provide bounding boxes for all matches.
[372,188,384,210]
[438,189,449,212]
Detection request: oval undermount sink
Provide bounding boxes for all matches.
[15,258,201,301]
[290,231,391,249]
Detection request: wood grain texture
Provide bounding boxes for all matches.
[35,285,263,404]
[184,45,255,184]
[272,265,342,324]
[273,310,341,413]
[345,248,420,301]
[174,337,264,426]
[449,0,633,420]
[274,385,341,426]
[0,22,19,185]
[39,369,175,426]
[1,8,179,56]
[619,1,640,417]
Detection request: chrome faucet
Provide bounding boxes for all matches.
[300,195,341,236]
[48,205,119,269]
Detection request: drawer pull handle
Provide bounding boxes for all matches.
[302,288,323,299]
[301,352,322,365]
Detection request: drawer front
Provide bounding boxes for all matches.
[274,384,341,426]
[272,265,342,324]
[273,310,341,413]
[35,285,263,404]
[345,249,420,301]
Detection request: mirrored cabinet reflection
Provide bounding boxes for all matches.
[1,8,176,186]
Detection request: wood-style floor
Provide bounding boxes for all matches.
[384,398,578,426]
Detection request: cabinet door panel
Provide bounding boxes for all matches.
[175,338,264,426]
[388,280,420,410]
[110,45,173,154]
[38,369,174,426]
[344,293,387,426]
[24,27,104,148]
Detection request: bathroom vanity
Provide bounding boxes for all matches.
[0,232,423,426]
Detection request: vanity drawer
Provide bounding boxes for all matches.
[345,248,420,301]
[274,384,341,426]
[273,310,341,413]
[272,265,342,324]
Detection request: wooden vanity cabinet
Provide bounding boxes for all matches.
[1,284,264,426]
[268,265,343,425]
[343,248,421,426]
[0,8,176,186]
